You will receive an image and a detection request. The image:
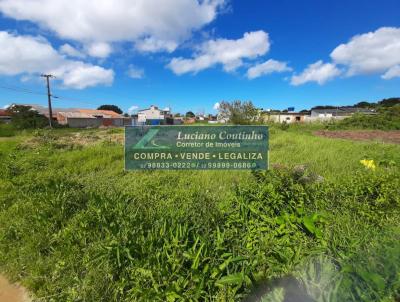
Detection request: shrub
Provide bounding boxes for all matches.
[327,105,400,130]
[279,121,290,131]
[8,105,49,129]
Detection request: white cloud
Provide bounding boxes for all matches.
[246,59,292,79]
[2,104,10,109]
[290,27,400,85]
[127,65,144,79]
[0,31,114,89]
[128,105,139,114]
[135,37,178,53]
[0,0,225,54]
[60,64,114,89]
[20,75,35,82]
[59,43,85,58]
[86,42,112,58]
[213,102,220,110]
[168,30,270,75]
[331,27,400,76]
[0,31,63,75]
[290,60,341,86]
[382,65,400,80]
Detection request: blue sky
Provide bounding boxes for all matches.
[0,0,399,114]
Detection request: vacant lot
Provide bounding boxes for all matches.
[0,125,399,301]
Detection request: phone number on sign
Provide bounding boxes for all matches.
[140,162,259,169]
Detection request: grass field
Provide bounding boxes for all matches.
[0,125,399,301]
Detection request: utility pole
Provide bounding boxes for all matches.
[41,74,55,128]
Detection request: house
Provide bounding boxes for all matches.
[164,116,184,125]
[0,109,11,123]
[207,114,218,124]
[310,107,376,121]
[171,117,184,125]
[57,109,131,128]
[262,106,377,124]
[7,103,132,128]
[311,107,376,117]
[137,105,172,125]
[264,112,308,124]
[196,114,206,121]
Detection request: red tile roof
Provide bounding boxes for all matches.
[76,109,122,117]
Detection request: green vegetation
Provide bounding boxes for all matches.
[327,105,400,130]
[218,101,260,125]
[312,97,400,110]
[97,105,123,114]
[7,104,49,129]
[0,123,16,137]
[0,126,399,301]
[354,97,400,108]
[186,111,195,118]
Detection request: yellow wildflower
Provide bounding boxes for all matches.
[360,159,376,171]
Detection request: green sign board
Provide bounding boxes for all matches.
[125,125,268,170]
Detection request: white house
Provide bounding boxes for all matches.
[264,112,308,124]
[137,105,172,124]
[309,108,376,121]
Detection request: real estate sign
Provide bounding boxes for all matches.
[125,125,268,170]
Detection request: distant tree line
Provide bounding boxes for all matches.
[354,98,400,108]
[311,98,400,111]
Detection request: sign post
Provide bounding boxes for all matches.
[125,125,268,170]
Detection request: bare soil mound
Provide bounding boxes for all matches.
[314,130,400,144]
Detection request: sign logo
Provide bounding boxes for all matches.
[125,125,269,170]
[133,128,169,149]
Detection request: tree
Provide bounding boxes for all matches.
[7,105,49,129]
[378,98,400,107]
[354,101,375,108]
[218,100,260,125]
[185,111,195,118]
[97,104,123,114]
[311,105,336,110]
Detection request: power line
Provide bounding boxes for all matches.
[0,84,107,107]
[0,84,48,96]
[0,82,134,110]
[52,95,105,107]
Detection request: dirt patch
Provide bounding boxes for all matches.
[314,130,400,144]
[58,131,124,146]
[0,275,31,302]
[19,130,124,149]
